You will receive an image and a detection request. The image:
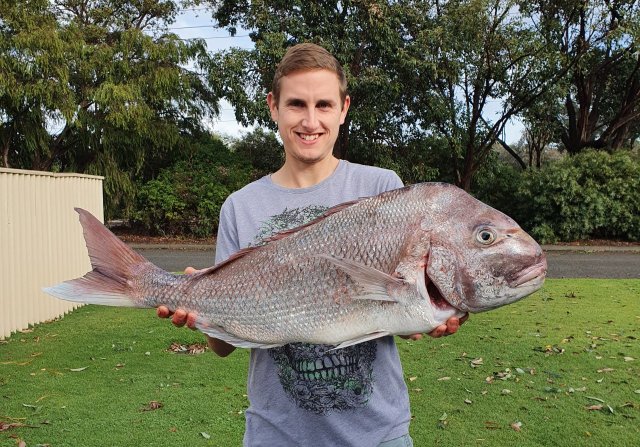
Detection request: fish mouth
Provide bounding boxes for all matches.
[424,270,456,311]
[510,262,547,288]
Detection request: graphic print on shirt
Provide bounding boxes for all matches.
[252,206,377,415]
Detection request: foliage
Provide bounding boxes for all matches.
[521,0,640,154]
[515,150,640,243]
[230,127,283,179]
[1,280,638,446]
[0,0,219,217]
[473,150,525,213]
[132,135,252,237]
[200,0,573,190]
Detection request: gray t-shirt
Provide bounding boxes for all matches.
[215,160,409,447]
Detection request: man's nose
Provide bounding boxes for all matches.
[301,107,319,128]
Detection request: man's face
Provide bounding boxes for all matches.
[267,69,350,166]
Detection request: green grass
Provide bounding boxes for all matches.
[1,279,638,446]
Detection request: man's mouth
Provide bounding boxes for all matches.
[297,132,321,141]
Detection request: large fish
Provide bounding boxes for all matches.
[44,183,547,349]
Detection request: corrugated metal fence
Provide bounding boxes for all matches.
[0,168,103,339]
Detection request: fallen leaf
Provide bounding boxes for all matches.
[511,421,522,432]
[437,376,451,381]
[168,342,207,355]
[502,389,511,395]
[69,367,88,372]
[437,413,448,429]
[586,405,603,411]
[470,358,483,367]
[484,421,500,430]
[597,368,615,373]
[634,390,640,394]
[201,432,211,439]
[0,422,26,432]
[623,357,634,362]
[140,401,163,412]
[464,399,472,405]
[409,376,418,382]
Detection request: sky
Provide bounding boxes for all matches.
[172,6,256,138]
[171,6,524,143]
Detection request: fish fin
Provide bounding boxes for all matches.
[195,319,284,349]
[42,208,157,308]
[317,254,403,302]
[329,331,391,350]
[262,200,361,242]
[194,201,366,277]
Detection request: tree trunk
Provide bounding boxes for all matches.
[334,117,350,160]
[2,138,9,168]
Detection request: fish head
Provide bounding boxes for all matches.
[422,187,547,313]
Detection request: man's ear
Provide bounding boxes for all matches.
[340,95,351,125]
[267,92,279,122]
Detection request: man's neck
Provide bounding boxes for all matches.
[271,156,340,189]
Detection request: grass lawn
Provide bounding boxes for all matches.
[1,279,639,446]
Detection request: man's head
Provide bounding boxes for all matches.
[271,43,348,108]
[267,43,350,168]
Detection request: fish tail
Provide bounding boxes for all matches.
[43,208,154,308]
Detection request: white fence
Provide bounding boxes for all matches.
[0,168,103,339]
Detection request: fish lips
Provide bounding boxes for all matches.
[509,261,548,288]
[425,259,548,314]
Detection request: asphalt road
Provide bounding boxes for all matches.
[132,246,640,279]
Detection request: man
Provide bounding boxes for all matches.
[158,43,465,446]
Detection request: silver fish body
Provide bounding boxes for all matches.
[44,183,547,349]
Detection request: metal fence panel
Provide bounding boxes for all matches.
[0,168,103,339]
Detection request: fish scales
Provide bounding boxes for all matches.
[44,183,547,349]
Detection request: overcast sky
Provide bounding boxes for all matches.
[172,6,256,138]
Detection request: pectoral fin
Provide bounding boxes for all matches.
[195,318,284,349]
[316,254,405,302]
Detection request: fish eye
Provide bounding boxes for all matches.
[476,228,497,245]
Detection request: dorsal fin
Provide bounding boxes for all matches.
[261,199,361,243]
[191,198,363,278]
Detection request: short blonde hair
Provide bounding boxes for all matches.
[271,43,348,106]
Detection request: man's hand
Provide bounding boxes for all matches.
[400,314,469,341]
[156,267,200,328]
[156,267,236,357]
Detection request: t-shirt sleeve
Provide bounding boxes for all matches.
[386,171,404,191]
[215,198,240,264]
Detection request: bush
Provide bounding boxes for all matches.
[516,150,640,243]
[132,136,252,237]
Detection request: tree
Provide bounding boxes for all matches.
[203,0,441,162]
[0,0,73,168]
[407,0,574,190]
[1,0,220,215]
[203,0,574,190]
[524,0,640,154]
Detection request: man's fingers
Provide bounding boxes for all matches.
[157,306,171,319]
[446,318,460,334]
[171,309,188,327]
[186,312,198,330]
[428,324,447,338]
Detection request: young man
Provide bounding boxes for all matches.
[158,43,465,446]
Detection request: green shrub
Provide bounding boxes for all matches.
[132,137,252,237]
[516,150,640,243]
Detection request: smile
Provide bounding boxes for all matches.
[297,132,321,141]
